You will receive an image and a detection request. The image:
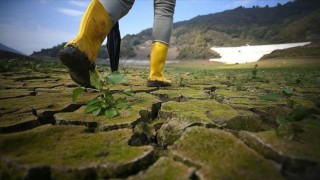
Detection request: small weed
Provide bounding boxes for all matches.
[31,63,41,72]
[282,87,295,108]
[295,74,305,86]
[259,93,282,101]
[275,105,311,140]
[139,69,148,79]
[252,64,258,79]
[260,90,315,140]
[260,87,295,108]
[0,60,17,72]
[227,73,231,80]
[176,75,185,87]
[72,71,134,119]
[0,63,12,72]
[235,83,243,91]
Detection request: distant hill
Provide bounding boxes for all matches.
[126,0,320,60]
[30,42,111,62]
[32,0,320,61]
[260,42,320,60]
[30,43,66,61]
[0,50,34,61]
[0,43,26,56]
[0,42,34,60]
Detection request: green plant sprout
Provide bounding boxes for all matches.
[295,74,305,86]
[176,73,185,87]
[72,70,134,119]
[252,64,258,79]
[31,63,41,72]
[259,87,295,108]
[260,89,316,140]
[235,83,243,91]
[282,87,295,108]
[275,105,310,140]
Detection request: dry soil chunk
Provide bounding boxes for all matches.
[151,87,209,101]
[160,99,238,127]
[169,127,283,179]
[55,93,161,132]
[128,157,194,180]
[0,89,34,100]
[0,112,40,133]
[0,125,153,179]
[0,92,73,115]
[239,120,320,168]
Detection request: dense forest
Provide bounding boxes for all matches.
[31,0,320,60]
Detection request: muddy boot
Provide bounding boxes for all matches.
[59,0,112,88]
[147,42,172,87]
[59,45,95,88]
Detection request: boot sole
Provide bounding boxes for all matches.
[147,80,172,87]
[59,45,95,88]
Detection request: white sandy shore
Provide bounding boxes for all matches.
[209,42,311,64]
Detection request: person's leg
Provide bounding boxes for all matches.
[59,0,134,88]
[107,22,121,72]
[147,0,176,87]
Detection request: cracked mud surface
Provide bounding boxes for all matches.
[1,66,320,179]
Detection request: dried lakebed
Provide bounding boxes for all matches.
[0,67,319,179]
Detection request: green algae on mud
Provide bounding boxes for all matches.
[169,127,283,179]
[226,110,268,132]
[0,112,40,133]
[239,119,320,163]
[239,119,320,179]
[151,87,210,101]
[156,101,257,146]
[157,118,191,147]
[0,92,73,115]
[55,93,162,132]
[160,99,238,127]
[0,125,154,179]
[0,59,320,179]
[0,89,35,100]
[128,157,194,180]
[55,106,140,131]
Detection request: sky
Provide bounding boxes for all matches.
[0,0,292,55]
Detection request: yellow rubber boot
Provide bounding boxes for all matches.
[59,0,112,88]
[147,42,172,87]
[67,0,112,62]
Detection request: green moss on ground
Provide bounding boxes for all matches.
[0,112,38,127]
[169,127,283,179]
[151,87,209,101]
[0,125,153,178]
[239,119,320,163]
[226,110,265,132]
[0,89,33,100]
[128,157,194,180]
[214,89,250,98]
[55,93,161,131]
[161,100,238,126]
[0,92,73,115]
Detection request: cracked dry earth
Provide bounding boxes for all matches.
[0,67,320,179]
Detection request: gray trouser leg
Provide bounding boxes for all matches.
[99,0,135,24]
[153,0,176,44]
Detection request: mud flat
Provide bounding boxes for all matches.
[0,63,319,179]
